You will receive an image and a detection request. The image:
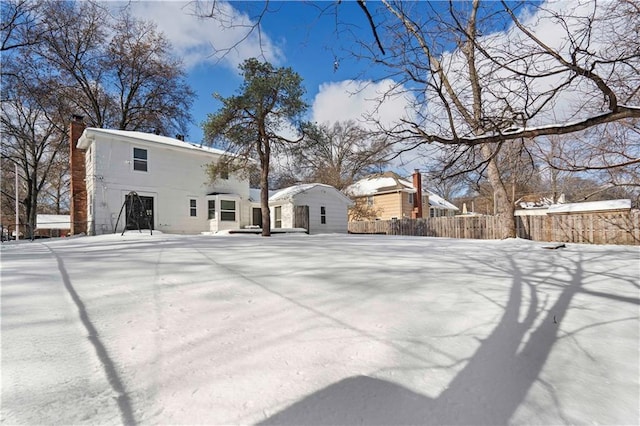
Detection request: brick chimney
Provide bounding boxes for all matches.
[412,169,423,219]
[69,115,87,235]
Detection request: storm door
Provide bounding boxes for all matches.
[125,194,154,230]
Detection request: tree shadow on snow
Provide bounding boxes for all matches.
[260,251,604,425]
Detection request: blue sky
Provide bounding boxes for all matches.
[120,0,600,177]
[122,1,396,144]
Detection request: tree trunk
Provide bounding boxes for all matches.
[482,145,516,238]
[260,143,271,237]
[24,177,38,239]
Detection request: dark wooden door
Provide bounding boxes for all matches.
[252,208,263,227]
[294,205,309,233]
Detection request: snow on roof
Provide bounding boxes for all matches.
[78,128,229,156]
[36,214,70,229]
[346,173,457,210]
[427,190,459,211]
[547,199,631,214]
[269,183,320,201]
[268,183,353,205]
[345,172,415,197]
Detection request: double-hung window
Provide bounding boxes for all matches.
[274,206,282,228]
[133,148,148,172]
[189,199,197,217]
[320,206,326,224]
[220,200,236,221]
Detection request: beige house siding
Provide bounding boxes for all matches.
[375,192,404,219]
[350,192,430,221]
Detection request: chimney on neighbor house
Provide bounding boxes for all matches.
[175,134,184,141]
[69,115,87,235]
[412,169,423,219]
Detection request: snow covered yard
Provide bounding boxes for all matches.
[1,233,638,425]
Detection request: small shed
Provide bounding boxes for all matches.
[268,184,354,234]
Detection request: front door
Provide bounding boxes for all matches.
[125,194,154,230]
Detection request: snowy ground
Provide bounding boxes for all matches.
[1,232,638,425]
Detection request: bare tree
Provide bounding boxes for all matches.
[38,152,69,214]
[1,0,43,53]
[105,12,194,134]
[0,71,69,237]
[1,0,196,234]
[35,2,194,134]
[341,0,640,237]
[534,123,640,205]
[285,120,391,190]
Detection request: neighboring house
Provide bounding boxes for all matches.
[546,199,631,215]
[345,170,457,220]
[426,190,459,217]
[36,214,70,237]
[266,183,354,234]
[345,171,427,220]
[515,197,630,217]
[514,194,565,216]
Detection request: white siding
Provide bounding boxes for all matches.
[84,131,252,235]
[291,186,350,234]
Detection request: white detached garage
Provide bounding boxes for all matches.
[268,184,353,234]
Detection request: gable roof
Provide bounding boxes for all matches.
[345,172,415,197]
[77,128,229,157]
[269,183,353,205]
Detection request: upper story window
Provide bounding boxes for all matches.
[407,192,413,204]
[220,165,229,180]
[320,206,326,224]
[133,148,148,172]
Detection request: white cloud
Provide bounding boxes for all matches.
[431,0,638,131]
[311,79,415,130]
[121,1,284,70]
[310,79,423,173]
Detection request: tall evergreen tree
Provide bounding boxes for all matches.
[203,58,307,236]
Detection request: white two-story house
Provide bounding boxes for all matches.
[75,126,253,235]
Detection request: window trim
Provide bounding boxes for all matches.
[133,147,148,172]
[207,199,216,220]
[189,198,197,217]
[320,206,326,224]
[274,206,282,228]
[220,199,236,222]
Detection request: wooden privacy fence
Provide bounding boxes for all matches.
[348,211,640,245]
